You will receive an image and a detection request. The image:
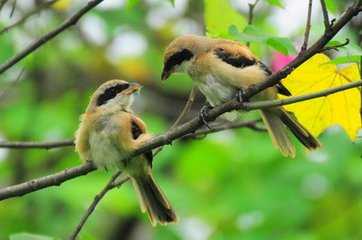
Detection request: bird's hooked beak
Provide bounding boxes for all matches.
[124,82,142,95]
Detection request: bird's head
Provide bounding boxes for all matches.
[88,79,141,112]
[161,35,213,80]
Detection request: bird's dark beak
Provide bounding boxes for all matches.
[124,82,142,95]
[161,68,170,81]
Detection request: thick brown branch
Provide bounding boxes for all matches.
[0,0,104,75]
[0,161,96,200]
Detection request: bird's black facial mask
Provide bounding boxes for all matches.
[161,49,193,80]
[96,83,130,106]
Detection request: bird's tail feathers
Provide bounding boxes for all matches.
[278,109,321,150]
[131,173,177,226]
[261,110,296,158]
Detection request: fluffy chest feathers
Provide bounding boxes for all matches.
[89,115,127,169]
[196,74,236,106]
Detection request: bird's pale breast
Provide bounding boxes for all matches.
[89,117,127,170]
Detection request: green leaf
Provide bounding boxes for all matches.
[229,25,268,43]
[204,0,246,38]
[266,37,296,55]
[168,0,175,6]
[328,55,361,65]
[10,233,54,240]
[265,0,284,8]
[325,0,338,13]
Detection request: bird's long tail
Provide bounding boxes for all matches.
[261,109,296,158]
[131,173,177,226]
[278,109,321,150]
[261,108,320,158]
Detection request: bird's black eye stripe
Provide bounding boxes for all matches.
[96,83,130,106]
[164,49,193,72]
[214,48,256,68]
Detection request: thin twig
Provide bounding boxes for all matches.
[9,0,16,17]
[0,0,58,35]
[0,139,74,149]
[320,0,330,30]
[68,171,127,240]
[300,0,313,54]
[243,80,362,111]
[154,86,196,155]
[183,119,266,139]
[0,0,104,75]
[319,38,350,52]
[246,0,259,47]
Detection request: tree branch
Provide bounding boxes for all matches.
[68,171,127,240]
[246,0,260,47]
[243,80,362,111]
[0,80,361,201]
[0,2,359,232]
[242,1,361,101]
[0,0,104,75]
[320,0,331,30]
[300,0,313,54]
[0,0,58,35]
[0,161,96,200]
[0,139,74,149]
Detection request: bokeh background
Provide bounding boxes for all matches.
[0,0,361,239]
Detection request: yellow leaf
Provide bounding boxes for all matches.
[280,53,361,140]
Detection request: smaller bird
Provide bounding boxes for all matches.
[75,79,177,225]
[161,35,320,157]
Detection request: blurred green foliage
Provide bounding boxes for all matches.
[0,0,361,239]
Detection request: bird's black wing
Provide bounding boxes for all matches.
[131,119,153,165]
[214,47,256,68]
[258,61,291,96]
[214,48,291,96]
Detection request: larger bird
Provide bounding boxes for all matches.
[161,35,320,157]
[75,79,177,225]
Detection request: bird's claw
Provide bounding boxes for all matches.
[199,105,212,129]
